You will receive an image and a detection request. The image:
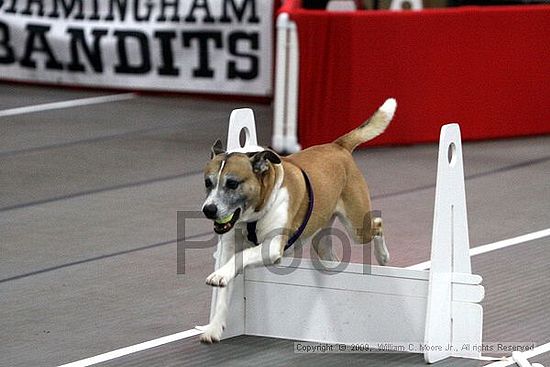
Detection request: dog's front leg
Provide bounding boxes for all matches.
[201,236,235,343]
[202,235,284,343]
[200,283,233,343]
[206,235,284,287]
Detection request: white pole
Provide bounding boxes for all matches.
[272,13,290,152]
[285,19,301,153]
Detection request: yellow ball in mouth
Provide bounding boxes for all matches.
[215,213,234,224]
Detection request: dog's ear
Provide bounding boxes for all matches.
[250,150,281,174]
[210,139,225,159]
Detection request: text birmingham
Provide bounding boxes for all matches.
[0,0,260,23]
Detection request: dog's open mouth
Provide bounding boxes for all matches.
[213,208,241,234]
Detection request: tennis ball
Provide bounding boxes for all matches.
[215,213,234,224]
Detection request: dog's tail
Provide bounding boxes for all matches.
[334,98,397,152]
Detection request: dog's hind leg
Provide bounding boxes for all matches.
[312,216,341,261]
[338,179,390,265]
[338,207,389,265]
[371,216,389,265]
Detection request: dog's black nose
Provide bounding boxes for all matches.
[202,204,218,219]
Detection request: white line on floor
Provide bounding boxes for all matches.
[0,93,136,118]
[406,227,550,270]
[484,341,550,366]
[56,227,550,367]
[57,328,202,367]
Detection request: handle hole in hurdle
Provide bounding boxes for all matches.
[447,142,457,167]
[239,127,250,148]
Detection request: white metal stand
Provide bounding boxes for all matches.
[272,13,301,154]
[390,0,423,10]
[326,0,358,11]
[206,112,484,364]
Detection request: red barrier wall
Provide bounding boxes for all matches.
[287,5,550,147]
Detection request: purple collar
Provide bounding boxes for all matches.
[247,169,314,251]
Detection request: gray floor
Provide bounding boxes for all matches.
[0,83,548,367]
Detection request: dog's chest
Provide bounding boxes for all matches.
[252,187,289,243]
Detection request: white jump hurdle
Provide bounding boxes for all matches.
[205,109,484,364]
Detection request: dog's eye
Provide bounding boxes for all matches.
[225,179,240,190]
[205,178,213,189]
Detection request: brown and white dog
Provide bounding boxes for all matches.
[200,98,397,343]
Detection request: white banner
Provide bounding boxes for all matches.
[0,0,273,96]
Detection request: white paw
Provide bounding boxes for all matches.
[206,271,230,287]
[199,322,225,344]
[376,252,390,266]
[374,235,390,266]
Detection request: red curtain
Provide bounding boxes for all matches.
[286,5,550,147]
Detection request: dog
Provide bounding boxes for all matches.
[199,98,397,343]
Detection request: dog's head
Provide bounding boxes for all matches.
[202,139,281,234]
